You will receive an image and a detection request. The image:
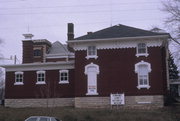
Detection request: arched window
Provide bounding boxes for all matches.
[85,63,99,95]
[135,61,151,89]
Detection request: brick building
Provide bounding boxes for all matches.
[1,23,170,108]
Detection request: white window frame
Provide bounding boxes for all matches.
[86,46,98,59]
[36,71,46,85]
[135,61,151,89]
[136,43,149,57]
[14,72,24,85]
[59,70,69,84]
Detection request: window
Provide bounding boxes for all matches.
[36,71,46,84]
[26,118,37,121]
[135,61,151,89]
[14,72,24,85]
[59,70,69,84]
[39,117,50,121]
[34,49,41,56]
[85,63,99,95]
[136,43,149,57]
[86,46,98,59]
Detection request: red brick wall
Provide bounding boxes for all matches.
[22,41,34,63]
[5,69,75,99]
[74,47,167,97]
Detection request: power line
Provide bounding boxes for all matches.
[0,2,161,10]
[0,8,161,15]
[0,18,163,30]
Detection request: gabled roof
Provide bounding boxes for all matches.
[48,41,69,55]
[74,24,169,40]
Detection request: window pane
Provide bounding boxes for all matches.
[140,79,144,85]
[39,117,50,121]
[144,79,148,85]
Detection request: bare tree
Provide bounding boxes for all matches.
[162,0,180,41]
[162,0,180,73]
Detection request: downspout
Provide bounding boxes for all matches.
[165,39,170,90]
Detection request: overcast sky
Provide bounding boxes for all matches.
[0,0,167,62]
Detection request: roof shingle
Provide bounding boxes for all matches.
[74,24,169,40]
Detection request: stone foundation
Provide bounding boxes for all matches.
[5,95,164,108]
[75,95,164,108]
[5,98,74,108]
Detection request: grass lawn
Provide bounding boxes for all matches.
[0,105,179,121]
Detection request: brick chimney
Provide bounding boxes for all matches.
[67,23,74,40]
[67,23,74,52]
[22,34,34,63]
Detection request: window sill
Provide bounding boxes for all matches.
[137,85,150,89]
[136,53,149,57]
[14,82,24,85]
[86,92,99,95]
[36,82,46,85]
[59,81,69,84]
[86,55,98,59]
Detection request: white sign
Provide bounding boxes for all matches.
[110,93,125,105]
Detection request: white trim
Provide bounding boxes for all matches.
[36,81,46,85]
[15,72,24,75]
[59,70,69,84]
[36,70,45,74]
[45,53,75,59]
[36,71,46,85]
[86,46,98,59]
[137,85,151,89]
[85,63,99,74]
[86,92,99,95]
[59,81,69,84]
[70,39,164,51]
[136,43,149,57]
[14,82,24,85]
[136,53,149,57]
[86,55,98,59]
[135,61,151,73]
[135,61,151,89]
[1,61,74,72]
[15,71,24,85]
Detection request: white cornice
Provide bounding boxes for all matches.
[70,39,164,51]
[1,61,74,72]
[45,53,75,59]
